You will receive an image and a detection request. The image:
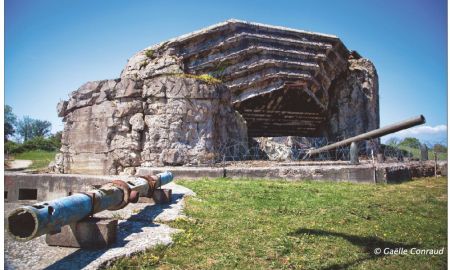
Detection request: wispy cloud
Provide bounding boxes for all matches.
[382,124,448,144]
[393,125,447,136]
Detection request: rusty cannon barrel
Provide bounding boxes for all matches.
[307,115,426,156]
[7,171,173,242]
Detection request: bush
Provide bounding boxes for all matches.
[4,136,61,154]
[5,141,24,154]
[145,49,155,59]
[433,144,447,153]
[48,131,62,150]
[178,73,222,84]
[399,137,421,149]
[23,136,59,151]
[139,60,149,70]
[385,137,399,146]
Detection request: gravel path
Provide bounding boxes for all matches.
[5,160,32,170]
[4,182,195,270]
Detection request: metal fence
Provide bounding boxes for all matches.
[213,137,447,164]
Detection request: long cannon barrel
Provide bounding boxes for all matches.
[308,115,426,156]
[7,171,173,242]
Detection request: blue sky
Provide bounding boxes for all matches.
[5,0,448,143]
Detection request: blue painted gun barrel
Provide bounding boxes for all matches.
[7,171,173,241]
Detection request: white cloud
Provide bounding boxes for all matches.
[382,124,448,144]
[393,125,447,136]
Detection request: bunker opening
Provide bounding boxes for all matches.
[18,189,37,200]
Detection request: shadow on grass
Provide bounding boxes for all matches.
[289,228,419,270]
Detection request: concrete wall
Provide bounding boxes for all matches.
[5,161,445,202]
[4,173,113,202]
[136,165,402,184]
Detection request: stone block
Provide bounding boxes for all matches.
[45,217,117,249]
[138,196,154,203]
[152,189,172,204]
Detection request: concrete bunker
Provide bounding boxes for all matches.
[52,20,379,175]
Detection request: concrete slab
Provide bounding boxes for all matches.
[4,182,195,270]
[5,160,32,171]
[152,189,172,204]
[136,161,445,184]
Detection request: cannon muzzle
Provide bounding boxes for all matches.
[7,171,173,241]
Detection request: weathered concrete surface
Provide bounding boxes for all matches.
[54,76,247,174]
[4,172,113,202]
[5,160,32,171]
[122,20,352,137]
[123,19,378,138]
[5,160,446,205]
[53,19,379,174]
[136,161,446,184]
[4,182,195,270]
[45,218,118,249]
[326,57,379,139]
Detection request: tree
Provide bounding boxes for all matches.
[31,119,52,138]
[399,137,421,149]
[16,116,52,142]
[433,143,447,153]
[16,117,33,142]
[4,105,17,141]
[48,131,63,149]
[385,137,399,146]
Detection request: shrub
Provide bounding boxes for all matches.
[196,74,222,84]
[399,137,421,149]
[22,136,58,152]
[5,141,24,154]
[145,49,155,59]
[433,144,447,153]
[5,136,61,154]
[385,137,399,146]
[139,60,149,70]
[48,132,62,150]
[178,73,222,84]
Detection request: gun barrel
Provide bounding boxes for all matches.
[308,115,426,156]
[7,171,173,241]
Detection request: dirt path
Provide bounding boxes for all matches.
[5,160,32,170]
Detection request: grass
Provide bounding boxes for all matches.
[178,73,222,84]
[109,177,447,270]
[12,150,57,170]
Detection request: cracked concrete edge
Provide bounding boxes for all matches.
[89,229,176,270]
[88,182,196,269]
[4,183,197,270]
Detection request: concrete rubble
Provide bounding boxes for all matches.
[251,137,327,161]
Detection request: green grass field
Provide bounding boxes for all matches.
[109,177,447,270]
[12,150,57,170]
